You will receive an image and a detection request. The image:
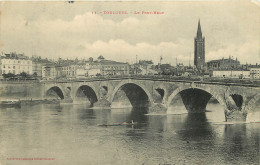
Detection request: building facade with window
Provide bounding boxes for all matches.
[211,70,250,79]
[89,60,129,76]
[42,64,57,80]
[61,62,86,78]
[32,62,42,77]
[207,58,240,70]
[31,56,52,78]
[250,68,260,79]
[0,53,33,76]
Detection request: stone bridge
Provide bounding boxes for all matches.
[40,78,260,122]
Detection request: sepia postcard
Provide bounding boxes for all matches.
[0,0,259,165]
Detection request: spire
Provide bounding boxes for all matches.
[196,19,202,39]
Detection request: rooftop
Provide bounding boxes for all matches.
[1,53,29,60]
[91,60,128,65]
[207,58,239,63]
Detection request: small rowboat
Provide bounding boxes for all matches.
[0,99,21,108]
[122,120,137,125]
[98,120,137,127]
[97,123,122,126]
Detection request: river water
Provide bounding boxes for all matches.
[0,102,259,165]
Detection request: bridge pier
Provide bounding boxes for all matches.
[224,110,247,122]
[223,93,247,122]
[149,103,167,114]
[93,98,111,108]
[61,96,73,103]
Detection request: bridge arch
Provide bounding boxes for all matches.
[246,93,260,111]
[46,86,65,100]
[109,80,153,107]
[167,85,226,112]
[75,85,98,105]
[226,88,246,108]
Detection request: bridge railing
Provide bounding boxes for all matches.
[41,75,260,86]
[2,75,260,87]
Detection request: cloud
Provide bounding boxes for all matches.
[207,41,260,64]
[0,1,259,65]
[70,39,192,65]
[1,11,193,64]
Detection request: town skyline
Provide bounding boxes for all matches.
[0,1,259,65]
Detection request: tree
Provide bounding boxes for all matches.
[33,72,38,77]
[2,73,15,78]
[20,72,28,78]
[97,55,105,60]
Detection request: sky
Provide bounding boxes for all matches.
[0,0,259,65]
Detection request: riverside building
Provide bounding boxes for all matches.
[88,56,130,76]
[250,68,260,79]
[207,57,240,70]
[0,52,33,76]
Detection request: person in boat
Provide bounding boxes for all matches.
[122,120,134,125]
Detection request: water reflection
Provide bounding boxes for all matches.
[0,103,259,165]
[220,124,260,164]
[174,113,216,141]
[128,107,148,124]
[78,108,96,120]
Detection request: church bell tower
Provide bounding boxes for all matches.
[194,20,205,71]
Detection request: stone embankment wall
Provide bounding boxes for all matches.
[0,81,43,100]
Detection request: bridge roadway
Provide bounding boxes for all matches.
[51,76,260,87]
[1,76,260,121]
